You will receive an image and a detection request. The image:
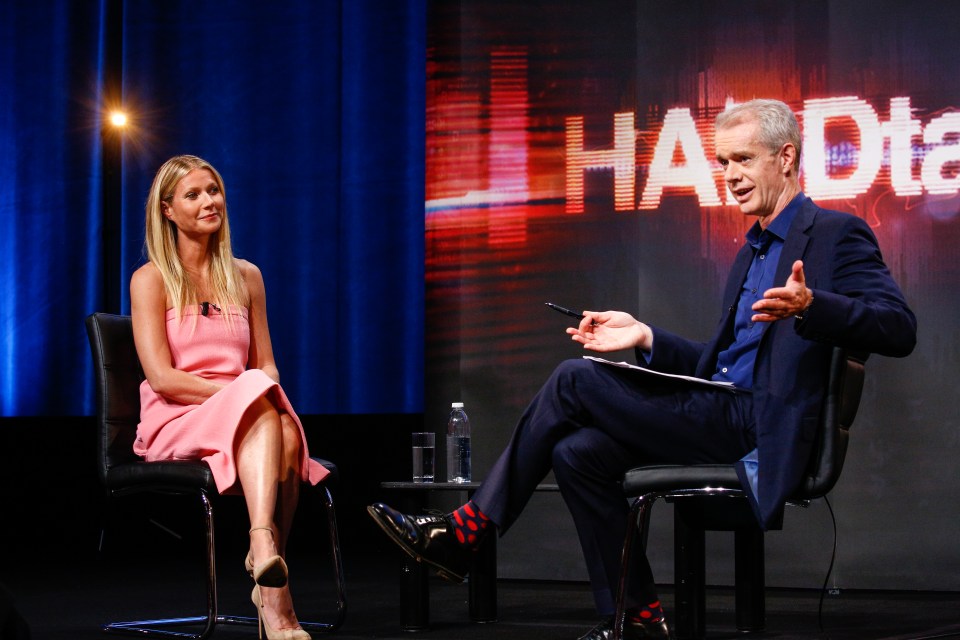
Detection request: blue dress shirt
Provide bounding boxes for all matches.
[712,193,804,500]
[712,193,803,389]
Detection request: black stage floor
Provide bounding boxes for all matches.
[3,418,957,639]
[7,545,960,640]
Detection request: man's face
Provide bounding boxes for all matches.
[715,118,794,219]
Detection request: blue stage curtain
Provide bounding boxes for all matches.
[0,1,106,416]
[0,0,425,416]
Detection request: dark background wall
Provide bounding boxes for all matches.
[1,0,958,597]
[0,415,411,564]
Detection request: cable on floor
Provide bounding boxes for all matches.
[817,494,838,633]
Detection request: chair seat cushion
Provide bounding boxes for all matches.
[106,457,339,495]
[106,459,217,494]
[312,458,339,486]
[622,463,742,496]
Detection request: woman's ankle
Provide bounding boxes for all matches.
[249,526,279,559]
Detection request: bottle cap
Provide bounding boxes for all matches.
[451,402,464,408]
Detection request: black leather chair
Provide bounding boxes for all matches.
[613,347,866,640]
[85,312,346,639]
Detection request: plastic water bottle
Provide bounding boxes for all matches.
[446,402,471,483]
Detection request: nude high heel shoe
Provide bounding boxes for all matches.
[251,585,312,640]
[247,526,288,588]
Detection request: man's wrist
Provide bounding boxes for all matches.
[794,290,814,321]
[635,321,653,351]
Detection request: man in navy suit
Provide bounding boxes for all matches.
[369,99,917,639]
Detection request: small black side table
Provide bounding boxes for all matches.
[379,481,492,630]
[379,481,561,631]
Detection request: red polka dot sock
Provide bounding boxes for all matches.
[628,600,665,624]
[448,500,492,549]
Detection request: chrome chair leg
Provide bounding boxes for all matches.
[102,484,346,638]
[613,494,657,640]
[103,490,218,640]
[300,484,347,632]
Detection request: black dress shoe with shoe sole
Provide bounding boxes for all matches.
[577,615,673,640]
[367,502,472,583]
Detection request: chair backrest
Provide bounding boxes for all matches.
[85,313,145,484]
[793,347,868,500]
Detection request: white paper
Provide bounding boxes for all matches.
[583,356,736,390]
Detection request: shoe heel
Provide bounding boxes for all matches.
[251,585,264,640]
[251,585,312,640]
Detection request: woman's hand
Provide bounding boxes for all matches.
[566,310,653,353]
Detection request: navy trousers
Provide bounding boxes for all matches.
[471,358,756,615]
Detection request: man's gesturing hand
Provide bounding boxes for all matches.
[751,260,814,322]
[566,310,654,352]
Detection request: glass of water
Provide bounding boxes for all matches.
[411,432,435,483]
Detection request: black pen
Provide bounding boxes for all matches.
[545,302,585,320]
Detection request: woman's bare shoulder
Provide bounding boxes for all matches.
[130,263,170,312]
[131,262,163,289]
[235,258,262,277]
[236,258,266,290]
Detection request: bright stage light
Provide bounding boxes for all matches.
[109,111,128,127]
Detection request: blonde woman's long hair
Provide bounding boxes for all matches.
[144,155,247,321]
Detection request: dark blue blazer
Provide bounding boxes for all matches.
[644,196,917,530]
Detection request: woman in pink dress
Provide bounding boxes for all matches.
[131,155,326,640]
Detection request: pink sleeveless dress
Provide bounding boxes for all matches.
[135,305,329,494]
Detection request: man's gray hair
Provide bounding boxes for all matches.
[716,99,802,166]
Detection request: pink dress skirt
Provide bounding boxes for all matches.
[135,305,329,494]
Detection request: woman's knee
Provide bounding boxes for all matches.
[244,395,282,428]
